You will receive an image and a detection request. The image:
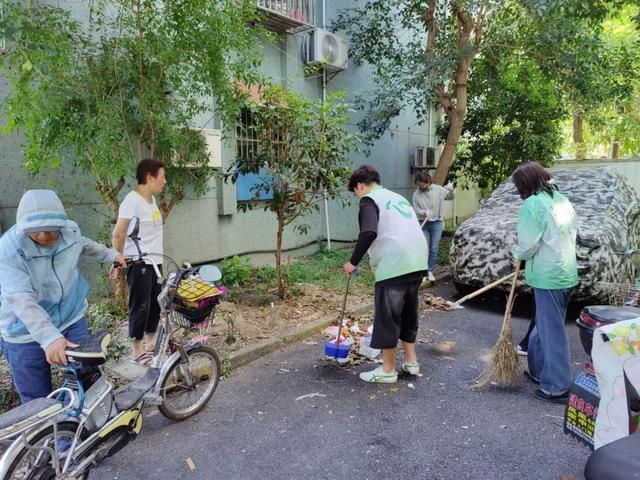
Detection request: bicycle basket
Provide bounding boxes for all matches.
[171,276,228,329]
[599,282,640,308]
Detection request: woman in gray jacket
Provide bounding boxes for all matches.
[412,171,454,282]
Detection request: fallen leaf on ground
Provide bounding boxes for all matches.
[423,293,454,311]
[390,387,400,393]
[295,392,327,401]
[430,340,457,355]
[186,457,196,472]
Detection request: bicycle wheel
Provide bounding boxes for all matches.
[157,346,221,421]
[4,422,89,480]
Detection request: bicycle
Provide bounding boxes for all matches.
[0,216,224,479]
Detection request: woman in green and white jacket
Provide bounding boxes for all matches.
[512,162,578,403]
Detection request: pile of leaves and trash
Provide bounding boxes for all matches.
[322,315,380,367]
[423,293,455,312]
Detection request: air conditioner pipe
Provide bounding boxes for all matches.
[321,0,332,250]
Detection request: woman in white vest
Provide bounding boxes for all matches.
[343,165,429,383]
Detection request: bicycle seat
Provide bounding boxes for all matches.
[65,331,111,366]
[114,367,161,412]
[0,397,62,440]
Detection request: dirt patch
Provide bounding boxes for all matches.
[205,283,373,359]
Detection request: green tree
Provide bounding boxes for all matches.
[333,0,633,183]
[0,0,263,220]
[449,52,564,193]
[228,85,358,299]
[584,4,640,158]
[334,0,497,185]
[514,0,636,159]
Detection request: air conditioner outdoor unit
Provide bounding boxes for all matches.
[304,28,348,72]
[413,146,438,169]
[200,128,222,168]
[180,129,222,169]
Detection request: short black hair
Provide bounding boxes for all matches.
[136,159,165,185]
[348,164,381,192]
[512,161,554,199]
[414,171,432,184]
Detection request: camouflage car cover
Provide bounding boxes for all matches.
[450,167,640,302]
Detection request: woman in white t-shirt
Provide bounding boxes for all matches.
[112,159,166,366]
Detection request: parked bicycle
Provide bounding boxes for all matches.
[0,216,225,479]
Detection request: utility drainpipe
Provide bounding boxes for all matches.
[321,0,332,250]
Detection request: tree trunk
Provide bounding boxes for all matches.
[95,178,128,305]
[429,2,480,185]
[573,110,586,160]
[114,274,128,305]
[275,216,286,300]
[611,139,620,159]
[432,62,471,185]
[433,109,464,185]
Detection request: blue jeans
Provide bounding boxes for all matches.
[2,319,90,403]
[527,288,573,395]
[422,220,444,272]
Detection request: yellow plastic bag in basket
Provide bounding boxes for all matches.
[176,277,221,302]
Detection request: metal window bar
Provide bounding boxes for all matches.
[256,0,314,26]
[236,108,259,160]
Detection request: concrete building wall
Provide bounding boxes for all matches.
[0,1,443,272]
[554,159,640,194]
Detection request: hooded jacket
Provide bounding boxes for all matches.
[0,190,118,349]
[513,189,579,290]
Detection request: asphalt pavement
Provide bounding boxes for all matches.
[92,280,591,480]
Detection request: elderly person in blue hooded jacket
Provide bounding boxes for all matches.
[0,190,126,403]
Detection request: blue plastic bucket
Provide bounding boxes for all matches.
[324,339,351,359]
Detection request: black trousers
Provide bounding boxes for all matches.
[127,263,162,340]
[370,279,421,349]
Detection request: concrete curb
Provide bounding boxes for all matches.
[227,300,373,370]
[227,271,451,370]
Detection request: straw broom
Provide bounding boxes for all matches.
[476,261,522,388]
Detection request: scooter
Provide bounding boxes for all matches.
[583,318,640,480]
[584,428,640,480]
[564,249,640,448]
[0,216,224,479]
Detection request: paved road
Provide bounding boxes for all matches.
[92,281,591,480]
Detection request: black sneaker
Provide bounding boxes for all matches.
[533,389,568,404]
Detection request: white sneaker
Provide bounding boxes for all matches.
[428,271,436,282]
[359,366,398,383]
[402,362,420,375]
[516,345,528,356]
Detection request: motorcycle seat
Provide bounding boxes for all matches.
[583,305,640,324]
[585,429,640,479]
[114,367,161,412]
[65,331,111,366]
[0,397,62,440]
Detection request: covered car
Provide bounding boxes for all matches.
[450,167,640,302]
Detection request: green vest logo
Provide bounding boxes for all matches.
[385,199,413,219]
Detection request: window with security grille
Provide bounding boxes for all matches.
[236,108,259,161]
[235,108,274,201]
